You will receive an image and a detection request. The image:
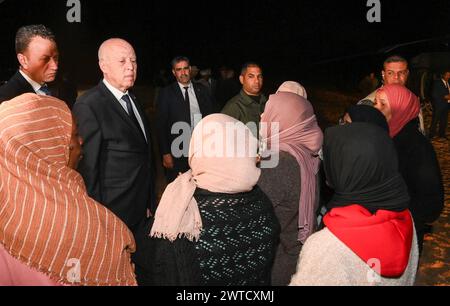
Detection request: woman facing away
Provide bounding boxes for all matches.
[276,81,308,99]
[290,123,418,286]
[374,84,444,254]
[340,104,389,132]
[134,113,280,286]
[257,90,323,286]
[0,93,136,286]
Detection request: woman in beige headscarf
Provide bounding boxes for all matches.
[143,113,279,286]
[0,93,136,286]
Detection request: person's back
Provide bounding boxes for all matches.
[258,91,323,285]
[290,226,418,286]
[290,123,418,286]
[194,186,278,285]
[259,152,302,285]
[135,114,279,286]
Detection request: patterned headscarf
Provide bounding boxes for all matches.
[0,94,136,286]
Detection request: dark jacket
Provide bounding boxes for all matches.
[393,119,444,226]
[73,82,156,229]
[156,82,214,179]
[431,79,449,109]
[258,152,303,286]
[221,90,267,136]
[0,71,35,103]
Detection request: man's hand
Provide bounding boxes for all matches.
[162,154,174,169]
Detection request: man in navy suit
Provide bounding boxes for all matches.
[429,70,450,140]
[156,56,214,183]
[73,38,156,231]
[0,24,58,103]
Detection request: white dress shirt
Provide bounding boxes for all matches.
[178,82,202,129]
[442,79,450,102]
[19,70,49,96]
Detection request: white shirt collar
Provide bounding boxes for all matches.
[102,79,130,101]
[19,70,43,93]
[178,82,192,91]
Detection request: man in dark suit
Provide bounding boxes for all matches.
[73,38,155,232]
[156,56,214,183]
[0,25,59,103]
[429,70,450,140]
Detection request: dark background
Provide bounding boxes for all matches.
[0,0,449,90]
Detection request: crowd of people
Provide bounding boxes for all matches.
[0,24,446,286]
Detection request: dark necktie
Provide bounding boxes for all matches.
[122,94,145,138]
[39,84,51,96]
[184,86,190,104]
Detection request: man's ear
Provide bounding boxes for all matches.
[239,75,244,85]
[17,53,28,69]
[99,60,108,75]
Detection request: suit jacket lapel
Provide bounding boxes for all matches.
[129,91,152,143]
[171,83,191,126]
[98,82,147,143]
[193,83,207,116]
[15,71,38,94]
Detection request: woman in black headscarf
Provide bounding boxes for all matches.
[290,123,418,286]
[340,104,389,133]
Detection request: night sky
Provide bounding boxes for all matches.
[1,0,449,87]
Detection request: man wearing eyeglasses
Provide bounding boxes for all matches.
[156,56,214,183]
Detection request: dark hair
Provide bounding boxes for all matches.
[15,24,56,54]
[383,55,408,69]
[170,56,190,69]
[240,62,262,76]
[440,69,450,77]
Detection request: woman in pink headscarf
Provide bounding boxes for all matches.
[374,84,444,254]
[258,91,323,285]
